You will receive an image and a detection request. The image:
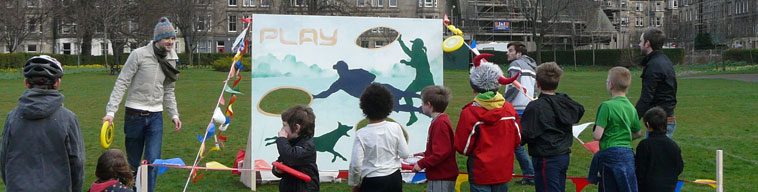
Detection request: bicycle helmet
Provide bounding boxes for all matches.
[23,55,63,81]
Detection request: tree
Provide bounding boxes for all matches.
[515,0,585,64]
[278,0,358,16]
[0,0,54,53]
[171,0,225,65]
[92,0,134,69]
[694,33,714,50]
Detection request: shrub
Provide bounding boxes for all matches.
[211,56,251,72]
[723,49,758,64]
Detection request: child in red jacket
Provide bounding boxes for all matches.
[411,85,458,192]
[454,54,522,192]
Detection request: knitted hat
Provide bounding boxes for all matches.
[469,54,519,93]
[153,17,176,41]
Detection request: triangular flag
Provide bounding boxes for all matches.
[226,104,234,117]
[470,40,477,49]
[570,178,591,192]
[206,161,231,169]
[240,17,252,23]
[455,173,469,192]
[192,174,205,183]
[443,14,450,25]
[212,107,226,124]
[197,124,215,142]
[675,181,685,192]
[224,84,242,95]
[209,146,220,153]
[153,158,186,175]
[218,96,225,105]
[410,172,427,183]
[219,123,230,132]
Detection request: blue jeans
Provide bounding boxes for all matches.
[588,147,638,192]
[533,154,570,192]
[124,111,163,192]
[646,121,676,138]
[514,110,535,181]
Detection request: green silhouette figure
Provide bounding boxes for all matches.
[265,122,353,162]
[398,35,435,126]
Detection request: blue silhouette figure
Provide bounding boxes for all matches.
[312,61,425,124]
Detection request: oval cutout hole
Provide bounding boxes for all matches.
[355,27,400,49]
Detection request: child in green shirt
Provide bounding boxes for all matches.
[588,67,644,192]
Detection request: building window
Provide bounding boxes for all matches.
[425,0,432,7]
[389,0,397,7]
[27,44,37,52]
[62,43,72,55]
[371,0,382,7]
[196,15,211,32]
[655,17,661,26]
[291,0,305,6]
[637,3,644,11]
[357,0,365,7]
[361,41,369,48]
[375,41,385,48]
[656,2,662,11]
[621,1,627,8]
[217,41,225,53]
[243,0,255,7]
[228,15,237,32]
[27,0,39,7]
[261,0,271,7]
[27,20,39,33]
[621,17,629,26]
[229,0,237,6]
[418,0,422,7]
[672,0,678,8]
[636,17,643,27]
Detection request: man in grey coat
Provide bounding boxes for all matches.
[1,55,85,191]
[102,16,182,192]
[504,42,538,185]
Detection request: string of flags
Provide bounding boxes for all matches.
[174,17,253,191]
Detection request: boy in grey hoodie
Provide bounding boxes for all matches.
[1,55,85,192]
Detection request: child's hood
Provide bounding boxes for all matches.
[473,91,506,111]
[545,93,585,125]
[88,180,120,192]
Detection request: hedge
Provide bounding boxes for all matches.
[211,56,251,72]
[0,52,246,69]
[477,48,685,67]
[723,49,758,64]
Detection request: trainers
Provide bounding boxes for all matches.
[516,179,535,185]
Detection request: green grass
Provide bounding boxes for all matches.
[1,66,756,191]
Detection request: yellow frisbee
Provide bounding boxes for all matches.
[442,36,464,52]
[100,121,114,149]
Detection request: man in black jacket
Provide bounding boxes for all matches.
[636,28,677,138]
[1,55,85,191]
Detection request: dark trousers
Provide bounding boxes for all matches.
[532,154,570,192]
[124,109,163,192]
[358,170,402,192]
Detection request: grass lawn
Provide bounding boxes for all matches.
[0,65,756,191]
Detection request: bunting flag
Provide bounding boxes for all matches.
[224,84,242,95]
[233,70,243,88]
[153,158,186,175]
[206,161,231,169]
[197,123,216,143]
[183,19,252,191]
[226,104,234,118]
[470,40,477,49]
[675,181,685,192]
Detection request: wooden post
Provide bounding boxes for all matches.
[139,164,148,192]
[716,150,723,192]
